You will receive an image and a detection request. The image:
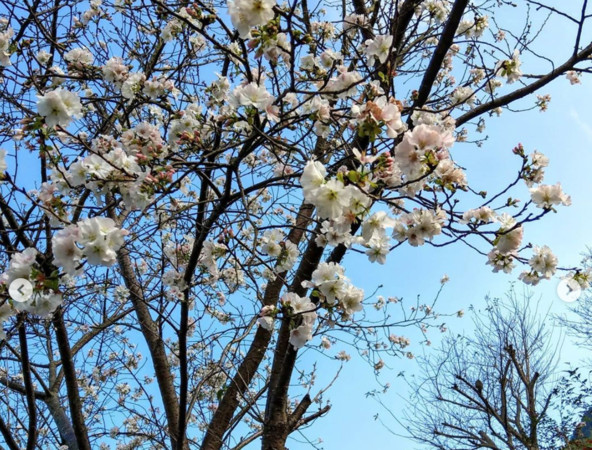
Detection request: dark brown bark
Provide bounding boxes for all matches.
[391,0,425,52]
[45,393,79,450]
[18,318,37,450]
[457,42,592,127]
[407,0,470,124]
[52,310,92,450]
[116,247,181,448]
[201,326,273,450]
[0,414,20,450]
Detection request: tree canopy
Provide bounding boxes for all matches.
[0,0,590,449]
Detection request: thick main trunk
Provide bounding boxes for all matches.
[261,421,289,450]
[116,248,181,448]
[45,394,79,450]
[52,311,91,450]
[200,327,272,450]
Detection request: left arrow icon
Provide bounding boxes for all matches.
[9,279,33,303]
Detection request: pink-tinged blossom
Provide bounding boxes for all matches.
[302,96,331,120]
[37,88,83,128]
[289,320,315,349]
[102,57,129,86]
[435,159,467,187]
[64,47,94,68]
[0,149,6,176]
[530,183,571,209]
[395,124,454,180]
[228,0,276,39]
[495,225,523,255]
[52,226,83,275]
[409,123,454,150]
[282,292,317,349]
[363,34,393,66]
[0,248,38,285]
[566,70,581,85]
[257,305,276,331]
[496,49,522,84]
[343,14,367,35]
[325,66,363,98]
[261,32,291,66]
[0,27,13,66]
[77,217,128,266]
[230,82,274,111]
[380,100,405,138]
[528,245,557,279]
[300,160,326,201]
[313,121,331,138]
[462,206,496,224]
[487,249,515,273]
[316,220,351,248]
[351,96,404,138]
[393,209,445,246]
[143,77,174,100]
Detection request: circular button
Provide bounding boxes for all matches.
[557,277,582,303]
[8,278,33,303]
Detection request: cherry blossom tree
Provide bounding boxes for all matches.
[0,0,590,449]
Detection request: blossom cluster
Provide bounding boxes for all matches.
[37,88,83,128]
[41,124,171,216]
[281,292,318,349]
[52,217,128,274]
[304,262,364,317]
[228,0,276,39]
[0,249,63,337]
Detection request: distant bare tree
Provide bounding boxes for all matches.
[400,291,583,450]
